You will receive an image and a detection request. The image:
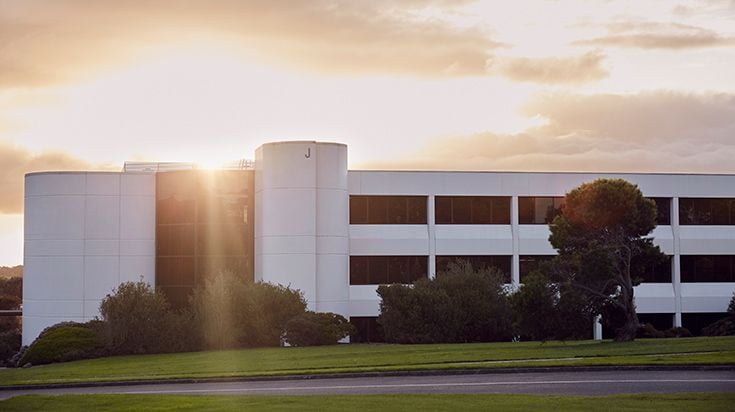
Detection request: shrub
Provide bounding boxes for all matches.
[0,330,21,366]
[19,322,103,366]
[191,272,307,349]
[378,261,513,344]
[510,272,557,341]
[636,323,665,339]
[702,317,735,336]
[664,327,692,338]
[100,280,192,355]
[702,293,735,336]
[284,312,355,346]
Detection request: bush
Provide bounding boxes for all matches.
[702,293,735,336]
[100,280,194,355]
[378,261,513,344]
[284,312,355,346]
[664,327,692,338]
[0,330,21,366]
[702,317,735,336]
[19,322,103,366]
[636,323,665,339]
[191,272,307,349]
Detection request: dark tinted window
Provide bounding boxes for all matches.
[638,255,672,283]
[435,255,511,283]
[518,197,564,224]
[680,255,735,282]
[350,256,428,285]
[156,170,255,308]
[648,198,671,226]
[349,196,427,224]
[679,198,735,225]
[350,317,384,343]
[435,196,510,224]
[519,255,554,282]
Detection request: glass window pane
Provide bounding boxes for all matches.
[518,198,534,224]
[472,197,492,224]
[435,197,452,224]
[349,196,368,224]
[492,197,511,224]
[452,197,472,224]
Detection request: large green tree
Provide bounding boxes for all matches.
[549,178,665,342]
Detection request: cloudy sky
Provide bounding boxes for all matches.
[1,0,735,265]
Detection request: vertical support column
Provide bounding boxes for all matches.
[511,196,520,287]
[672,197,682,327]
[428,194,436,279]
[593,315,603,340]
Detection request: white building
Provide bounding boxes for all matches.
[22,141,735,345]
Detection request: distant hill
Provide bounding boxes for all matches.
[0,266,22,278]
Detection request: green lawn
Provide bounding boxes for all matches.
[0,336,734,386]
[2,393,734,412]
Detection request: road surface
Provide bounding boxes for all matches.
[2,369,734,400]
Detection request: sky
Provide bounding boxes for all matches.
[1,0,735,265]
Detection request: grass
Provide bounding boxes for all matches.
[0,336,733,387]
[1,393,734,411]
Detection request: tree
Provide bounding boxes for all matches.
[548,178,665,342]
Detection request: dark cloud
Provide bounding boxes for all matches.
[487,51,608,85]
[362,92,735,173]
[0,142,110,213]
[575,22,735,49]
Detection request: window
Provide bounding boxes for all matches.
[156,170,255,308]
[350,317,384,343]
[648,198,671,226]
[680,255,735,282]
[349,196,427,224]
[435,255,511,283]
[349,256,428,285]
[679,198,735,225]
[435,196,510,224]
[638,255,672,283]
[518,197,564,224]
[519,255,554,282]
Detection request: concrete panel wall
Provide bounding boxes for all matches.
[22,172,155,345]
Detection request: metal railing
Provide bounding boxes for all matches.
[123,159,255,173]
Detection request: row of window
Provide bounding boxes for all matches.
[348,255,735,285]
[349,196,733,226]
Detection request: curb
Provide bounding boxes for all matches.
[1,364,734,391]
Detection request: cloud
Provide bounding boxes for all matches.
[0,0,501,87]
[486,51,608,85]
[0,142,111,214]
[574,22,735,49]
[361,92,735,173]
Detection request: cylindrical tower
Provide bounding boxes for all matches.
[254,141,349,317]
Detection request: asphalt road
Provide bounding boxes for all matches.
[2,370,734,399]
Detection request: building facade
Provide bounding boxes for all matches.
[22,141,735,344]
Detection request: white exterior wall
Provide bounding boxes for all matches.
[255,141,349,316]
[23,172,155,345]
[348,170,735,322]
